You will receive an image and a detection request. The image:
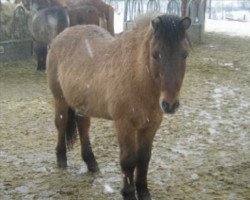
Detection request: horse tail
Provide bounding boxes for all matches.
[66,107,77,149]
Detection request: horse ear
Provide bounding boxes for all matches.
[151,16,161,32]
[181,17,191,30]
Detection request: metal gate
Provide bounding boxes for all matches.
[0,4,32,63]
[104,0,206,43]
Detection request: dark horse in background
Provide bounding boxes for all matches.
[47,13,191,200]
[28,0,69,70]
[20,0,114,70]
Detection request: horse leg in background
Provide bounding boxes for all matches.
[54,99,75,168]
[34,42,47,70]
[135,120,161,200]
[76,116,99,172]
[115,120,137,200]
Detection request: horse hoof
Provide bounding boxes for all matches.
[124,197,137,200]
[87,163,99,173]
[137,190,151,200]
[57,160,67,168]
[123,195,137,200]
[122,187,137,200]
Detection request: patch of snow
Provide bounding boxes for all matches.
[101,165,117,173]
[103,184,114,194]
[218,62,234,68]
[212,87,236,109]
[191,173,199,181]
[33,167,53,173]
[206,19,250,37]
[15,186,29,194]
[0,151,7,157]
[187,133,200,143]
[105,176,121,183]
[208,127,217,136]
[79,166,88,174]
[199,110,212,120]
[0,182,5,191]
[214,88,222,94]
[171,143,194,157]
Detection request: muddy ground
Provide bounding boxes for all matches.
[0,33,249,200]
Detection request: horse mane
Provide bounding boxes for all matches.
[133,13,190,45]
[133,12,162,29]
[154,15,188,43]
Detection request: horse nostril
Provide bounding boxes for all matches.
[174,100,180,109]
[161,100,169,112]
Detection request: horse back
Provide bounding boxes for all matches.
[50,25,114,63]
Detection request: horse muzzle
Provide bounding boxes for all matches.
[160,99,180,114]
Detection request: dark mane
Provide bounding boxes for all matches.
[154,15,186,44]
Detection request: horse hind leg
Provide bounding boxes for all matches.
[54,99,77,168]
[76,116,99,172]
[34,43,47,70]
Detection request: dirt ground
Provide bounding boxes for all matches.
[0,33,249,200]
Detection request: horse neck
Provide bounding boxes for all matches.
[127,26,160,100]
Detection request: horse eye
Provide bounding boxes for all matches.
[182,52,189,59]
[152,51,161,60]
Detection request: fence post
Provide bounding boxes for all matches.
[186,0,206,43]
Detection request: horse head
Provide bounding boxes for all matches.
[150,15,191,114]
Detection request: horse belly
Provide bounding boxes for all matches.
[76,105,112,120]
[75,96,112,120]
[62,81,112,120]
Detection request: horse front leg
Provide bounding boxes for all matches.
[115,120,137,200]
[136,119,161,200]
[76,116,99,172]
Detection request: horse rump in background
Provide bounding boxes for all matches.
[67,5,99,26]
[29,0,69,70]
[47,13,191,200]
[55,0,114,35]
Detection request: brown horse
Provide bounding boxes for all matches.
[47,14,191,200]
[55,0,114,35]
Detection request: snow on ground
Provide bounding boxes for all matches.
[205,18,250,37]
